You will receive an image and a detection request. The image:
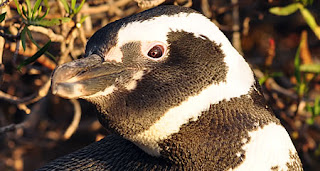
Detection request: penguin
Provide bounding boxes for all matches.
[41,5,303,171]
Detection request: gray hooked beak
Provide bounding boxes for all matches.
[51,54,129,99]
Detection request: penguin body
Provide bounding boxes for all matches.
[45,5,302,170]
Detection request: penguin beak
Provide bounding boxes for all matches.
[51,54,129,99]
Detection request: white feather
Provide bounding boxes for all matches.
[232,123,298,171]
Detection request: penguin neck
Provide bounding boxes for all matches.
[157,83,280,169]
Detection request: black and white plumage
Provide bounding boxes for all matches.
[43,5,302,170]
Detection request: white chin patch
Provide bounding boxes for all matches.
[124,70,145,91]
[232,123,299,171]
[82,85,116,99]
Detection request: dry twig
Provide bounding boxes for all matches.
[0,79,51,105]
[63,99,82,140]
[0,97,47,135]
[201,0,212,18]
[28,26,65,42]
[0,123,26,134]
[135,0,165,8]
[254,69,298,100]
[231,0,243,55]
[174,0,192,7]
[80,0,132,15]
[242,17,250,36]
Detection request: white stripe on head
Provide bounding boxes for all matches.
[117,12,240,58]
[118,12,255,156]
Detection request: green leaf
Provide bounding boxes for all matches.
[59,0,70,14]
[258,72,283,85]
[299,64,320,73]
[270,72,284,77]
[294,43,302,84]
[25,27,36,45]
[0,12,6,23]
[79,15,88,24]
[25,27,56,61]
[22,5,28,18]
[306,103,313,113]
[269,3,302,16]
[299,0,314,6]
[13,0,22,15]
[37,6,42,18]
[32,0,42,19]
[33,17,71,26]
[21,27,27,51]
[298,82,306,97]
[71,0,76,11]
[25,0,32,18]
[315,97,320,115]
[299,7,320,39]
[315,144,320,156]
[43,0,49,7]
[306,118,314,125]
[258,75,268,85]
[17,40,51,70]
[25,27,47,52]
[74,0,86,14]
[38,8,50,20]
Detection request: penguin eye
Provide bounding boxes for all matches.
[147,45,164,58]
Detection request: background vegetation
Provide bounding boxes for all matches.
[0,0,319,170]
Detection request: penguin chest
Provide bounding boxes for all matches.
[233,123,302,171]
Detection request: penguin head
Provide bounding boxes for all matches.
[51,5,255,157]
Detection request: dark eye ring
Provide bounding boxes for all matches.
[147,45,164,58]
